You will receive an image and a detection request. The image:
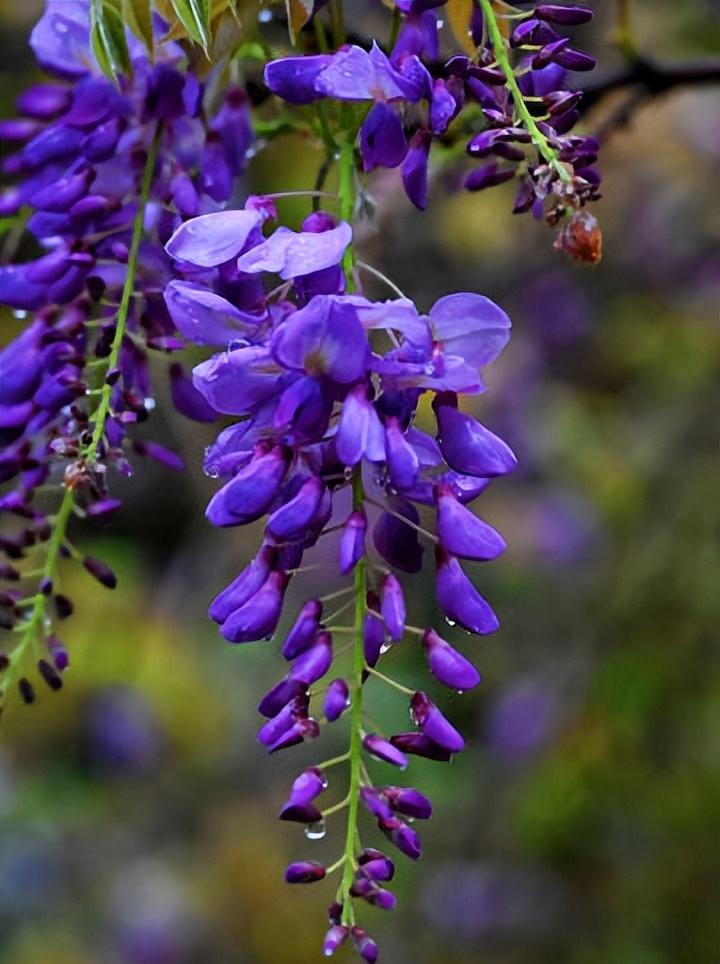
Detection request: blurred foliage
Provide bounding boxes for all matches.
[0,2,719,963]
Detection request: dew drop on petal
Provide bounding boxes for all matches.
[305,819,327,840]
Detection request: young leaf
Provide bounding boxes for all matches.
[285,0,314,43]
[91,0,132,80]
[167,0,212,50]
[122,0,155,55]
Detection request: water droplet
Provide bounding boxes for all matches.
[205,464,220,479]
[12,309,27,320]
[456,690,465,696]
[305,819,327,841]
[445,617,456,627]
[258,8,272,21]
[343,466,353,481]
[144,396,156,412]
[380,641,392,655]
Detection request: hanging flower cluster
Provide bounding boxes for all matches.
[0,0,252,705]
[263,0,601,259]
[165,197,515,959]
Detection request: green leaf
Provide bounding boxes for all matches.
[122,0,154,56]
[168,0,212,50]
[90,0,132,80]
[284,0,314,43]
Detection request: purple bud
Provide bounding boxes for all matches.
[555,46,596,71]
[285,861,326,883]
[433,394,517,477]
[510,18,559,47]
[385,416,420,490]
[363,604,385,668]
[384,786,433,819]
[257,692,308,743]
[436,548,499,635]
[267,476,325,543]
[339,509,367,575]
[360,102,408,172]
[410,691,465,752]
[282,598,323,659]
[435,483,506,560]
[422,628,481,690]
[465,163,517,192]
[350,877,397,910]
[82,556,117,590]
[378,816,422,860]
[402,129,431,211]
[380,573,405,641]
[169,363,218,423]
[209,546,277,624]
[323,925,349,955]
[86,499,122,519]
[46,634,69,672]
[324,678,350,722]
[358,849,395,881]
[535,4,593,25]
[268,716,319,754]
[289,631,333,685]
[258,679,307,720]
[363,733,408,769]
[280,766,327,822]
[390,732,453,761]
[220,571,288,643]
[206,445,288,527]
[360,787,394,822]
[373,500,424,574]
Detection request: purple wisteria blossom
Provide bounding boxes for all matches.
[0,0,253,704]
[165,198,515,959]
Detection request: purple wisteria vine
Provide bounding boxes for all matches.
[1,0,603,959]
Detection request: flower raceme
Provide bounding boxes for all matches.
[165,202,516,959]
[0,0,253,706]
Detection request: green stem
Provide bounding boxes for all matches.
[340,470,367,926]
[338,140,356,290]
[478,0,572,183]
[85,122,162,463]
[1,125,161,710]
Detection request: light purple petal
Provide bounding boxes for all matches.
[430,293,511,367]
[235,223,352,280]
[165,210,263,267]
[165,280,267,346]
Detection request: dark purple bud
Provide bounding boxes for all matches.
[436,548,499,635]
[289,631,333,685]
[0,118,42,141]
[402,129,431,211]
[39,577,53,596]
[37,658,62,691]
[544,90,583,116]
[385,416,419,490]
[0,564,21,581]
[378,816,422,860]
[433,394,517,477]
[82,556,117,590]
[380,573,405,641]
[535,4,593,25]
[339,509,367,575]
[363,733,408,769]
[267,476,324,542]
[435,483,506,560]
[360,102,408,172]
[324,678,350,722]
[281,598,323,660]
[360,787,394,822]
[19,677,36,704]
[209,546,277,624]
[54,594,73,619]
[411,691,465,752]
[373,500,424,574]
[81,116,124,162]
[532,37,570,70]
[133,441,184,472]
[554,46,596,71]
[422,628,481,690]
[285,861,326,883]
[258,679,308,720]
[206,445,288,527]
[268,716,319,754]
[358,849,395,881]
[465,163,517,192]
[510,18,559,47]
[323,925,349,956]
[363,602,385,669]
[350,877,397,910]
[390,732,453,761]
[384,786,433,820]
[29,167,95,213]
[220,571,289,643]
[257,691,308,742]
[280,766,327,822]
[46,634,69,672]
[352,927,379,964]
[169,363,218,423]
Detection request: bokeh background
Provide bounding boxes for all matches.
[1,2,718,963]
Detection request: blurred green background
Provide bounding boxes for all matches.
[0,2,718,963]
